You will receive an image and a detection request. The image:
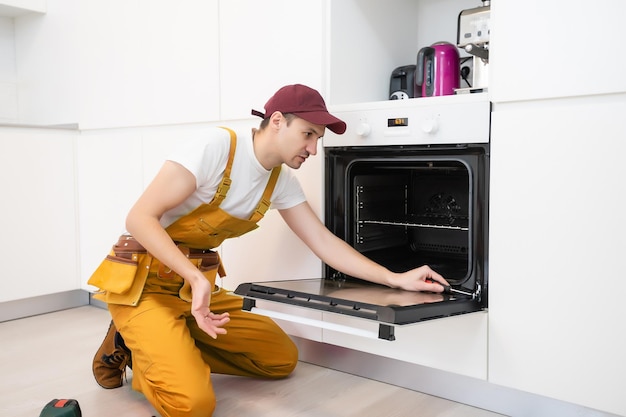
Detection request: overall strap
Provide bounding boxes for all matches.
[249,165,281,223]
[209,127,237,206]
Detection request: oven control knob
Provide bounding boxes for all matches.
[356,123,371,137]
[422,119,438,134]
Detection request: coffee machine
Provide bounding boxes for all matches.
[457,0,490,92]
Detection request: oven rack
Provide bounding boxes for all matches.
[361,219,469,231]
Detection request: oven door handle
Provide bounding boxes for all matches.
[242,300,395,341]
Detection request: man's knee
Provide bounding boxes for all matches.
[264,339,299,379]
[155,385,216,417]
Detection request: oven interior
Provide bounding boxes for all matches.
[348,159,472,284]
[324,144,488,296]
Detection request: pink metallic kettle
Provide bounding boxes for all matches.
[415,42,460,97]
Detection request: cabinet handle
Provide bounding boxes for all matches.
[249,307,395,341]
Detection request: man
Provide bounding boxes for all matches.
[89,84,449,417]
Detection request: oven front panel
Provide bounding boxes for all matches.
[325,145,488,299]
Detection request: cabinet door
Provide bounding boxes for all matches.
[218,0,325,121]
[488,96,626,416]
[490,0,626,102]
[78,0,221,128]
[0,128,79,301]
[322,312,488,380]
[14,0,221,128]
[0,1,45,16]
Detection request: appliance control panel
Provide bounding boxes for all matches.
[324,93,490,147]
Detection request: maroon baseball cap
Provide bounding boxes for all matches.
[252,84,346,135]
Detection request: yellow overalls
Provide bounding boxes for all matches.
[88,128,298,417]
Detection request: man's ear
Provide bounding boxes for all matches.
[268,111,284,130]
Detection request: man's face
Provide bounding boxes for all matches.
[277,115,325,169]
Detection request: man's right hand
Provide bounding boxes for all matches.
[189,275,230,338]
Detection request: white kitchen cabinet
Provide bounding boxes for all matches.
[0,126,79,302]
[322,312,488,380]
[488,1,626,414]
[78,0,221,129]
[13,0,221,128]
[0,0,45,17]
[490,0,626,103]
[14,0,81,127]
[218,0,326,121]
[489,95,626,416]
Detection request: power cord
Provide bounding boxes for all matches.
[460,57,472,88]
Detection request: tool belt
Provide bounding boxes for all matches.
[88,234,225,302]
[113,234,221,276]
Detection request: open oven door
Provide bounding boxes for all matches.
[233,277,483,341]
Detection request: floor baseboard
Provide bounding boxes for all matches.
[293,337,617,417]
[0,289,89,322]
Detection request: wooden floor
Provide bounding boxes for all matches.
[0,306,505,417]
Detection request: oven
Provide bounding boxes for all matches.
[235,93,490,340]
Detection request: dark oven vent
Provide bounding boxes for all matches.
[410,242,468,255]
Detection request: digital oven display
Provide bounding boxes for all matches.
[388,117,408,127]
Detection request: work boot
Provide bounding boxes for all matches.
[92,320,132,389]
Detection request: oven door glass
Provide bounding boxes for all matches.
[234,144,488,327]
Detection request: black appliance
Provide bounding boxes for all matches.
[389,65,417,100]
[235,94,490,340]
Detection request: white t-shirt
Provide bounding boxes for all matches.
[159,127,306,228]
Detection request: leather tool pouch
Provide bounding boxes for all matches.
[88,235,147,295]
[157,245,220,278]
[89,235,224,300]
[168,245,222,302]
